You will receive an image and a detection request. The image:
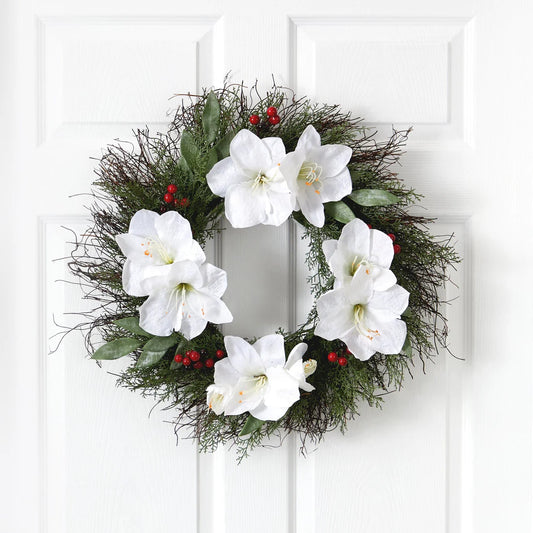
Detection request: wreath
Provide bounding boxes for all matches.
[68,81,458,460]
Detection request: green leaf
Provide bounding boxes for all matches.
[401,336,412,357]
[291,210,308,227]
[177,157,189,172]
[92,338,142,360]
[324,201,356,224]
[214,130,236,159]
[349,189,400,207]
[180,130,200,169]
[205,148,219,173]
[202,92,220,144]
[239,415,265,437]
[114,317,152,337]
[135,334,179,368]
[401,307,413,318]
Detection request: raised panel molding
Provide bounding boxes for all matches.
[289,17,475,149]
[36,16,224,145]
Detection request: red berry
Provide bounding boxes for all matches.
[327,351,338,363]
[268,115,280,125]
[193,361,203,370]
[174,198,180,206]
[185,350,192,357]
[249,114,260,125]
[180,198,189,207]
[367,223,372,229]
[338,357,348,366]
[266,106,278,117]
[345,348,352,356]
[190,350,200,362]
[164,192,174,203]
[215,349,225,359]
[167,184,177,194]
[205,358,215,368]
[393,244,401,254]
[174,353,183,363]
[182,356,191,367]
[388,233,396,242]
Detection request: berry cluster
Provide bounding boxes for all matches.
[327,350,349,367]
[162,184,189,208]
[174,348,225,370]
[249,106,280,126]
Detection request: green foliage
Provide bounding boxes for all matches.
[202,91,221,144]
[92,338,142,360]
[239,415,265,437]
[68,79,459,461]
[114,317,152,337]
[324,201,356,224]
[136,334,179,368]
[349,188,400,206]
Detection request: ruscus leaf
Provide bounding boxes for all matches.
[202,92,221,144]
[214,130,236,159]
[349,189,400,207]
[114,317,152,337]
[205,148,219,173]
[239,415,265,438]
[92,338,142,360]
[180,130,200,169]
[135,334,179,368]
[324,201,356,224]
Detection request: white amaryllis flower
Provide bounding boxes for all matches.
[315,268,409,361]
[138,260,232,339]
[323,218,397,291]
[280,125,352,227]
[206,129,293,228]
[115,209,205,296]
[207,334,314,421]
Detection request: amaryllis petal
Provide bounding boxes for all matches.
[249,402,290,422]
[202,263,228,298]
[206,157,242,197]
[154,211,205,264]
[138,290,179,337]
[224,182,268,228]
[253,334,286,368]
[229,129,273,171]
[319,167,352,203]
[369,229,394,269]
[263,367,300,408]
[213,358,240,388]
[314,289,356,340]
[128,208,158,236]
[186,289,233,325]
[263,190,294,226]
[224,376,265,416]
[224,336,265,376]
[295,124,321,152]
[310,144,352,177]
[262,136,286,163]
[297,182,326,227]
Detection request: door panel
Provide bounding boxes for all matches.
[2,1,531,532]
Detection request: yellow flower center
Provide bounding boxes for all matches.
[297,161,322,195]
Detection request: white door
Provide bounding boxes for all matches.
[2,1,532,532]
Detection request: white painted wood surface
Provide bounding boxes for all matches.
[2,1,532,532]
